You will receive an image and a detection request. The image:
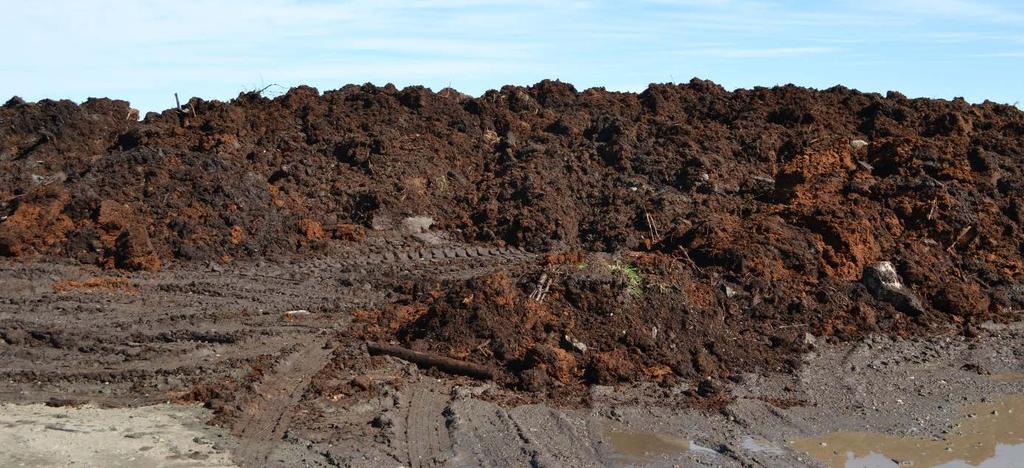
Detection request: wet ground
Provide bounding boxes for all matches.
[794,395,1024,467]
[1,250,1022,466]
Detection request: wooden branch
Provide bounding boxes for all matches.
[366,341,494,380]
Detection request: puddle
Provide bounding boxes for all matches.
[741,436,785,455]
[988,372,1024,382]
[605,428,716,461]
[793,395,1024,467]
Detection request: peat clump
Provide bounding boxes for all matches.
[3,81,1023,394]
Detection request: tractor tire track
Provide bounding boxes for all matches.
[231,340,334,467]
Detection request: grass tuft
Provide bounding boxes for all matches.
[609,262,643,297]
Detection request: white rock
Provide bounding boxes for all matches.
[401,216,434,234]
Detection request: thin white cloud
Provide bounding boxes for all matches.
[973,51,1024,58]
[674,46,840,58]
[332,38,533,59]
[855,0,1024,23]
[1,0,1020,112]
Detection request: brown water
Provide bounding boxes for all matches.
[604,427,719,461]
[793,395,1024,467]
[606,430,691,458]
[989,372,1024,382]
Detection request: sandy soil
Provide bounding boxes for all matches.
[0,403,235,467]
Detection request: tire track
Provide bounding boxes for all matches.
[334,244,536,269]
[402,383,454,468]
[231,339,334,467]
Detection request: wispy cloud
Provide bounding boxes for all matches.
[855,0,1024,23]
[674,46,840,58]
[973,51,1024,58]
[0,0,1021,111]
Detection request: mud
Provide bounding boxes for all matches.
[1,80,1024,465]
[604,428,693,460]
[0,403,235,467]
[794,394,1024,467]
[1,254,1022,466]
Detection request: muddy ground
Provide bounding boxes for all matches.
[1,254,1022,466]
[1,81,1023,466]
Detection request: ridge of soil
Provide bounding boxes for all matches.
[2,80,1023,398]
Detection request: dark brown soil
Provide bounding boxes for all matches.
[2,80,1024,398]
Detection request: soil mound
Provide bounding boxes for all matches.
[3,80,1023,393]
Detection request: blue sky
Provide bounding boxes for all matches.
[2,0,1022,113]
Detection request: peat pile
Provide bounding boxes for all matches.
[3,80,1024,393]
[349,252,816,399]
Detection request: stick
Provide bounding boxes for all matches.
[529,273,552,302]
[947,225,973,253]
[256,83,280,96]
[366,342,494,380]
[642,204,660,240]
[174,93,181,112]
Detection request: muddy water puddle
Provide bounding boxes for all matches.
[793,395,1024,467]
[604,427,717,461]
[988,372,1024,382]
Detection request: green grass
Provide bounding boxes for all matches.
[609,262,643,297]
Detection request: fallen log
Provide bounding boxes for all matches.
[365,341,494,380]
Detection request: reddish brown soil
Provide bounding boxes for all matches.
[2,81,1023,396]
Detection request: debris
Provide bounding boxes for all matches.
[562,334,588,354]
[947,225,973,253]
[283,309,312,320]
[862,262,925,316]
[642,204,660,240]
[400,216,434,234]
[529,273,553,302]
[850,139,869,150]
[365,341,494,380]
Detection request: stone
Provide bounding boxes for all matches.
[371,412,393,428]
[562,334,588,354]
[862,262,925,316]
[696,377,722,397]
[401,216,434,234]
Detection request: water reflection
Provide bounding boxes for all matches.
[793,395,1024,467]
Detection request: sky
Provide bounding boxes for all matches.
[1,0,1022,113]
